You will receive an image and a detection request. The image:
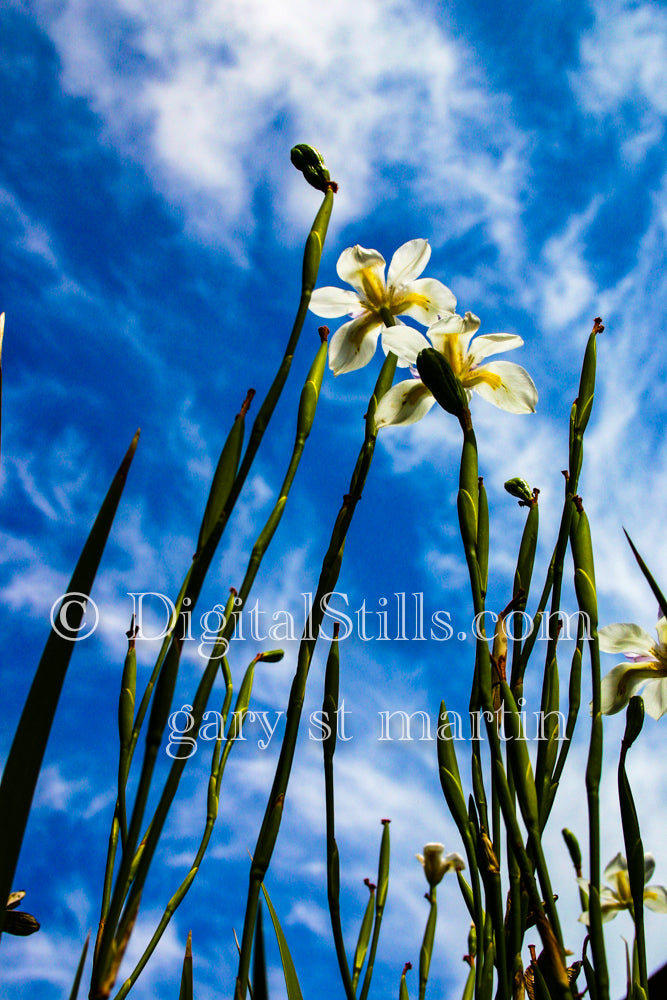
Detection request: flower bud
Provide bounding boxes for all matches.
[290,144,335,192]
[562,828,582,874]
[416,348,469,419]
[504,477,533,504]
[3,909,40,936]
[256,649,284,663]
[467,922,477,960]
[623,695,645,749]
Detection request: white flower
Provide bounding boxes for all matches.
[598,618,667,718]
[416,843,465,888]
[578,853,667,923]
[375,312,538,428]
[309,239,456,375]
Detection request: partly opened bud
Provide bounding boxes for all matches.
[290,144,336,192]
[416,843,465,887]
[504,477,533,504]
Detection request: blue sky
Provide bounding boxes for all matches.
[3,0,667,997]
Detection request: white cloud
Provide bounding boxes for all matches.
[286,898,329,936]
[2,929,88,988]
[571,0,667,170]
[574,0,667,126]
[535,197,601,332]
[117,907,186,994]
[4,428,94,524]
[0,186,60,270]
[32,0,528,257]
[34,763,89,811]
[0,535,69,617]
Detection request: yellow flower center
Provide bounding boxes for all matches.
[613,870,632,906]
[649,644,667,671]
[359,267,388,310]
[392,290,431,314]
[440,335,467,375]
[464,369,503,391]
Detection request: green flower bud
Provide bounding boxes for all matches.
[504,477,533,504]
[416,348,469,419]
[290,144,336,192]
[3,909,40,936]
[623,695,645,749]
[467,921,476,957]
[562,828,582,874]
[256,649,284,663]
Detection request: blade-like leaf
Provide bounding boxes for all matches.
[68,932,91,1000]
[0,431,140,932]
[179,931,193,1000]
[624,529,667,620]
[260,882,303,1000]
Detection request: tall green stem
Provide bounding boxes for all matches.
[234,350,397,1000]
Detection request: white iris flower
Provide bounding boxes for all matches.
[375,312,537,428]
[416,843,465,888]
[578,852,667,923]
[598,617,667,718]
[309,239,456,375]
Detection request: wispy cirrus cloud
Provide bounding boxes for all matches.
[573,0,667,161]
[31,0,528,257]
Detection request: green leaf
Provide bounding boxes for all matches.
[68,932,91,1000]
[352,881,375,989]
[0,430,140,933]
[178,930,193,1000]
[260,882,303,1000]
[196,408,245,554]
[624,530,667,621]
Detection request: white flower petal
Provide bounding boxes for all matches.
[429,312,480,338]
[644,885,667,912]
[598,623,655,657]
[471,361,538,414]
[397,278,457,325]
[428,312,480,357]
[600,663,655,714]
[604,853,628,881]
[656,616,667,646]
[328,315,382,376]
[336,245,386,293]
[443,851,466,872]
[381,326,431,367]
[467,333,524,364]
[641,678,667,719]
[377,319,413,367]
[309,286,363,318]
[387,239,431,287]
[600,901,623,922]
[375,380,436,428]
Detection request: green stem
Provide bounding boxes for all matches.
[418,889,437,1000]
[358,819,391,1000]
[105,338,329,991]
[322,633,356,1000]
[93,323,330,996]
[234,351,397,1000]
